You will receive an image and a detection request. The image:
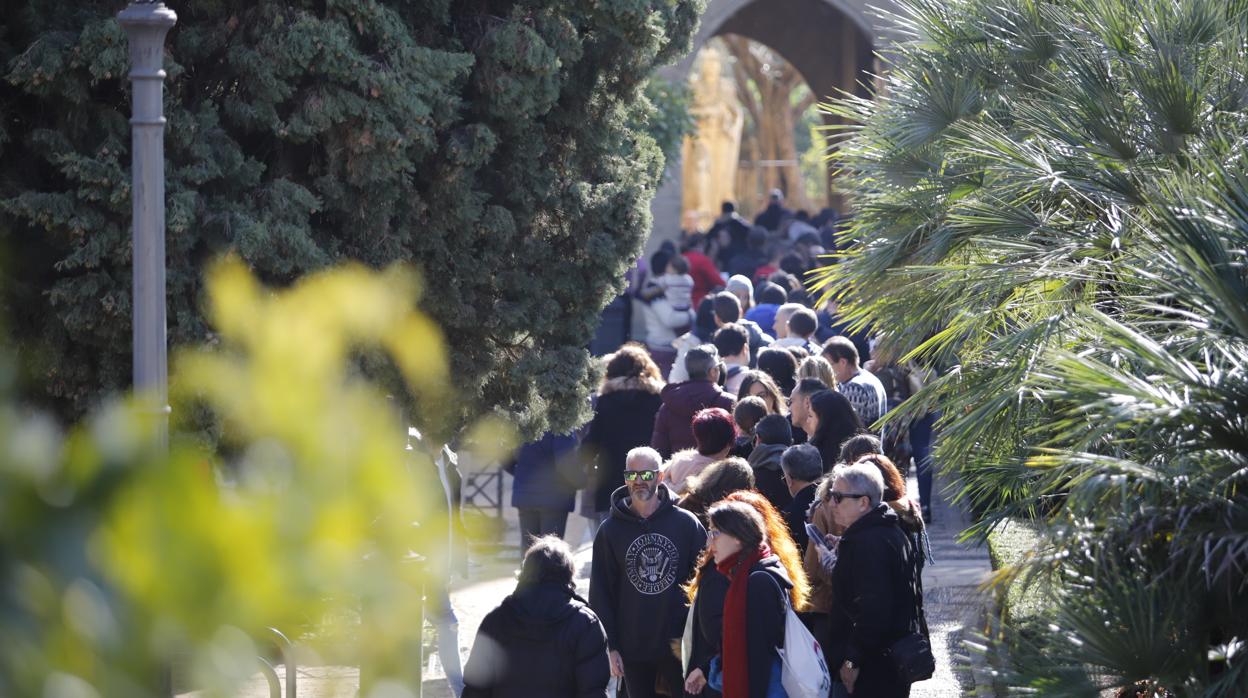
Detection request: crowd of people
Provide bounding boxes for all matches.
[464,193,940,698]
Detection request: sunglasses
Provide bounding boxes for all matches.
[829,491,868,504]
[623,470,659,482]
[707,529,722,540]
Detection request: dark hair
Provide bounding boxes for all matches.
[768,271,800,295]
[708,500,766,552]
[748,226,767,250]
[780,253,806,277]
[692,407,736,455]
[713,323,749,359]
[759,282,788,306]
[733,396,768,435]
[681,232,707,253]
[516,535,576,590]
[787,307,818,338]
[650,250,671,278]
[736,370,786,415]
[683,457,756,519]
[795,209,811,222]
[754,413,794,446]
[694,296,719,341]
[712,291,743,323]
[757,348,799,396]
[781,443,824,482]
[684,345,720,381]
[822,336,860,366]
[854,453,907,502]
[604,343,663,383]
[785,346,810,363]
[838,433,882,465]
[809,390,864,471]
[793,377,828,397]
[721,201,737,214]
[667,254,689,275]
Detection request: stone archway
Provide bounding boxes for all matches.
[648,0,898,251]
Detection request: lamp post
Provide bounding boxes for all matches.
[118,0,177,446]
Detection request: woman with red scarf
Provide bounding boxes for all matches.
[703,501,792,698]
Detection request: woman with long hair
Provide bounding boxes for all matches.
[736,370,787,416]
[805,390,864,475]
[724,490,810,612]
[580,344,664,528]
[700,501,795,697]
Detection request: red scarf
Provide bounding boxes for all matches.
[717,544,771,698]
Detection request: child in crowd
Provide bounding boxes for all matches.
[641,254,696,333]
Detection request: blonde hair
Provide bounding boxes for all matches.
[796,355,836,388]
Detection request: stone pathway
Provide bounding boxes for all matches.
[183,472,994,698]
[908,472,994,697]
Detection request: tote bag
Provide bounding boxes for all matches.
[777,605,831,698]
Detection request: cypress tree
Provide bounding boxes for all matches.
[0,0,702,436]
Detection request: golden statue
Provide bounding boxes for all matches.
[681,43,744,232]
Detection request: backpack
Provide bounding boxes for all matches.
[777,600,832,698]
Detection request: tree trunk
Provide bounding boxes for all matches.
[723,35,812,213]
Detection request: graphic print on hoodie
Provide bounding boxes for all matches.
[589,483,707,661]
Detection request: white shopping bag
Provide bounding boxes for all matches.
[777,606,831,698]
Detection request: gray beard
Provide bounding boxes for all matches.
[632,487,656,503]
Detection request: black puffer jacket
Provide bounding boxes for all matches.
[462,583,611,698]
[825,505,920,698]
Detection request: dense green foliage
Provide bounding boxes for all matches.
[818,0,1248,693]
[1,260,454,696]
[0,0,703,438]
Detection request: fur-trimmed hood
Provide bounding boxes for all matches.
[600,374,664,396]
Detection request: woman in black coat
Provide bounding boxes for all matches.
[581,344,665,524]
[463,536,611,698]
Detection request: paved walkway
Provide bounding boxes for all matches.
[907,473,994,697]
[183,472,994,698]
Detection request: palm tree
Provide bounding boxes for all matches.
[814,0,1248,693]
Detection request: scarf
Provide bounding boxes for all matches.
[717,544,771,698]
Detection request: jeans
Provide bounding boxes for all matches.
[909,412,937,512]
[517,507,569,554]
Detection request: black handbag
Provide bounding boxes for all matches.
[887,629,935,684]
[886,538,935,683]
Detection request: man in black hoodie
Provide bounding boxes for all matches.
[590,446,707,698]
[747,414,794,510]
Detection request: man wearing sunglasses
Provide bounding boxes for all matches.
[589,447,707,698]
[824,462,923,697]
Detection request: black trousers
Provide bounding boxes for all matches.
[623,653,684,698]
[517,507,569,553]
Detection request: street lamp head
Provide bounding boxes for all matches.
[117,1,177,30]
